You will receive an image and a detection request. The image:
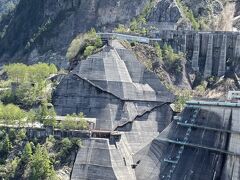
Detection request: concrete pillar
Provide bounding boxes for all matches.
[234,35,240,64]
[182,34,187,53]
[204,34,213,78]
[218,35,227,76]
[191,33,200,71]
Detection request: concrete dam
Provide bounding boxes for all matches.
[152,30,240,78]
[52,37,240,179]
[98,31,240,78]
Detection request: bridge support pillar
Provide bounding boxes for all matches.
[234,35,240,65]
[204,34,213,78]
[218,35,227,76]
[191,33,200,71]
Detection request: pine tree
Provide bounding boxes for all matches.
[22,142,32,163]
[29,144,56,180]
[2,135,12,158]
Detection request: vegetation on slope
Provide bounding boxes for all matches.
[0,63,88,130]
[1,63,57,108]
[114,0,155,35]
[0,62,87,179]
[176,0,200,30]
[0,128,81,179]
[66,28,103,61]
[153,43,184,75]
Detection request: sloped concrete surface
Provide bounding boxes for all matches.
[54,41,240,179]
[53,44,174,131]
[134,105,240,180]
[53,42,175,179]
[71,138,117,180]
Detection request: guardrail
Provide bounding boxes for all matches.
[97,32,150,44]
[186,100,240,107]
[157,137,240,156]
[177,122,240,135]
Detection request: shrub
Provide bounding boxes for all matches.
[0,135,12,160]
[161,44,184,74]
[66,28,102,60]
[174,90,192,112]
[0,104,26,125]
[176,0,200,30]
[114,24,128,33]
[154,43,163,60]
[22,142,33,163]
[162,44,179,63]
[66,35,84,60]
[58,113,88,130]
[83,45,96,57]
[35,102,56,127]
[195,83,206,95]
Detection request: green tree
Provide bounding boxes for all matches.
[83,45,96,57]
[16,129,26,141]
[95,36,103,48]
[66,28,102,60]
[1,135,12,158]
[60,113,88,130]
[29,144,56,180]
[49,64,58,75]
[22,142,33,163]
[35,102,56,127]
[27,109,37,127]
[2,63,58,107]
[3,63,28,83]
[154,43,163,60]
[78,113,88,130]
[0,104,26,125]
[61,138,72,152]
[43,107,56,127]
[130,18,138,31]
[114,24,128,33]
[0,157,20,179]
[176,0,200,30]
[15,83,39,107]
[57,138,73,162]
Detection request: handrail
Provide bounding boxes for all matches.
[177,122,240,135]
[186,100,240,107]
[157,137,240,156]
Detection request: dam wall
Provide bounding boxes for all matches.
[150,30,240,77]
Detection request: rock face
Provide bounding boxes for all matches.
[148,0,181,24]
[183,0,223,16]
[0,0,148,67]
[0,0,19,19]
[1,0,240,68]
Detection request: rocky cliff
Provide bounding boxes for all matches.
[1,0,240,68]
[0,0,19,20]
[0,0,148,67]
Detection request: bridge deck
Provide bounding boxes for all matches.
[186,100,240,107]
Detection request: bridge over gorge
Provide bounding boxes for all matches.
[97,30,240,78]
[70,99,240,180]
